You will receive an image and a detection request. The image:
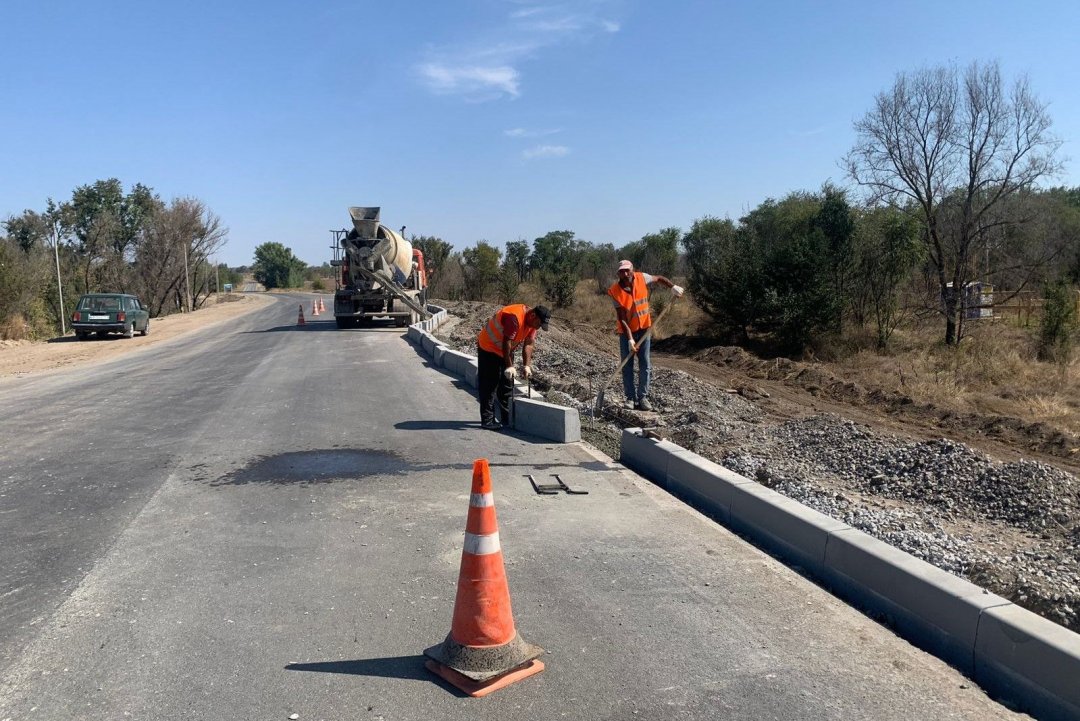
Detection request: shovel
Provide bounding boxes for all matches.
[593,297,677,416]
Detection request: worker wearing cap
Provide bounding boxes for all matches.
[608,260,683,411]
[476,304,551,430]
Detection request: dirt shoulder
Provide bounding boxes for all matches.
[0,293,274,381]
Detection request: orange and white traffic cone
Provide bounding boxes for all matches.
[319,297,326,313]
[424,459,545,696]
[312,299,320,316]
[297,304,306,326]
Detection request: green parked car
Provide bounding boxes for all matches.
[71,293,150,340]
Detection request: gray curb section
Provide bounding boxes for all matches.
[408,306,580,443]
[621,427,1080,721]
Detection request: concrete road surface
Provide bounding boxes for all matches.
[0,294,1028,720]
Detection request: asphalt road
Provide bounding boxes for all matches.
[0,294,1028,720]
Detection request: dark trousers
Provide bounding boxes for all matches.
[477,347,511,425]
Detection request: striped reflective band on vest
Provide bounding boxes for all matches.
[608,272,651,334]
[464,530,501,555]
[477,304,528,356]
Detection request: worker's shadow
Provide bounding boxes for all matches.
[395,420,486,431]
[285,656,468,697]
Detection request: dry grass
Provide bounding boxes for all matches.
[549,279,711,338]
[818,319,1080,436]
[0,314,29,341]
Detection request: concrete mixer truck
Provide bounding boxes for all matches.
[330,207,431,328]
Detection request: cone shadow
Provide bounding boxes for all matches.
[285,655,429,680]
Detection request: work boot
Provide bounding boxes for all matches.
[480,419,502,431]
[635,397,653,412]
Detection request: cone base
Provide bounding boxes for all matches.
[423,632,544,681]
[425,659,544,697]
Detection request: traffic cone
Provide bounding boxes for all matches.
[319,297,326,313]
[424,459,544,696]
[297,304,306,326]
[312,299,320,316]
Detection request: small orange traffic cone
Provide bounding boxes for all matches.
[319,297,326,313]
[424,459,544,696]
[297,304,306,326]
[312,299,320,316]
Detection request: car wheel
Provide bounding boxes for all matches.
[75,331,88,341]
[140,320,150,336]
[125,323,135,338]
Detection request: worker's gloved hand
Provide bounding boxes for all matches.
[523,365,533,379]
[672,284,684,298]
[503,366,517,381]
[628,339,638,355]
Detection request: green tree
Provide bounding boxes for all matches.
[683,216,762,341]
[503,239,531,283]
[685,189,857,352]
[581,242,618,293]
[461,241,502,301]
[620,227,680,277]
[530,230,584,308]
[217,264,244,290]
[852,207,923,349]
[847,60,1063,344]
[66,179,160,292]
[496,266,519,305]
[252,242,306,290]
[411,235,453,282]
[1038,278,1076,362]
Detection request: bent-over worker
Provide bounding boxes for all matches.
[476,303,551,430]
[607,259,683,411]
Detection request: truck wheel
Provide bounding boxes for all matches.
[125,323,135,338]
[335,317,349,329]
[140,320,150,336]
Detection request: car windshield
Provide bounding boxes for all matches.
[78,297,121,312]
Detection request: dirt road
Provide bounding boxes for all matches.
[0,293,274,381]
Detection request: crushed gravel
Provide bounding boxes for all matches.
[433,300,1080,633]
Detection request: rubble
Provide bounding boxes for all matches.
[434,300,1080,633]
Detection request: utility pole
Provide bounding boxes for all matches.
[51,220,66,334]
[215,258,221,296]
[46,200,66,335]
[183,240,192,312]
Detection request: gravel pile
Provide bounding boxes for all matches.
[433,301,1080,632]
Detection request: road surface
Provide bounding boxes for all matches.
[0,294,1027,719]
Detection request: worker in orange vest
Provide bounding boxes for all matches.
[476,303,552,430]
[608,259,682,411]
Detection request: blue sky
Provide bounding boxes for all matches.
[2,0,1078,267]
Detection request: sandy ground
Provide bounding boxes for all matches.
[0,294,275,381]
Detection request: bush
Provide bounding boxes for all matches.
[1037,279,1076,362]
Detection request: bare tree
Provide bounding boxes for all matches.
[846,61,1063,344]
[136,198,226,316]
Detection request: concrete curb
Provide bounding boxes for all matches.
[620,427,1080,721]
[408,306,579,443]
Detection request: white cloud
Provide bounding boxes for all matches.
[523,144,570,159]
[419,63,520,98]
[414,2,620,100]
[504,127,562,138]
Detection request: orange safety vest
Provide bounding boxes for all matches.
[477,304,532,357]
[608,272,651,335]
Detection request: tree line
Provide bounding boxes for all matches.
[4,61,1077,357]
[414,61,1080,355]
[1,178,238,339]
